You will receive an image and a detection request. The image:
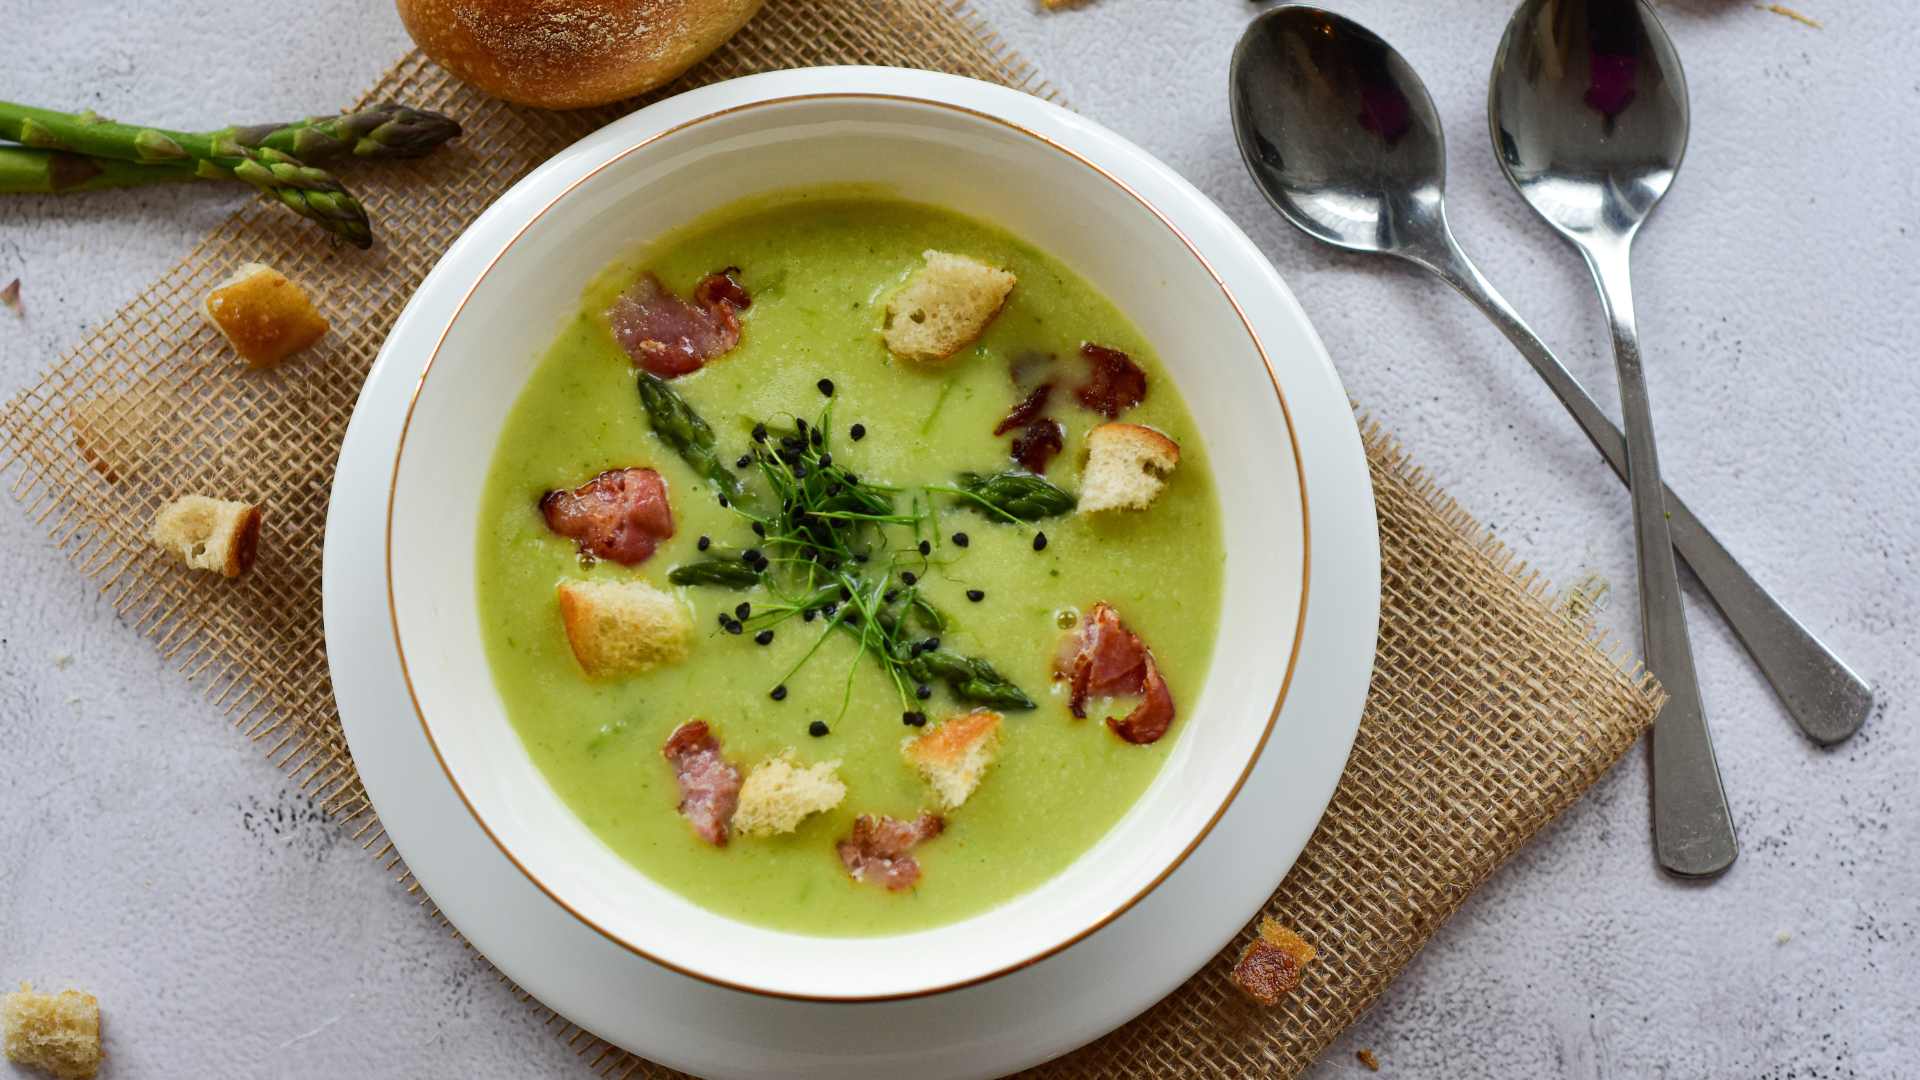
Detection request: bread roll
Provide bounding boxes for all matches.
[396,0,764,109]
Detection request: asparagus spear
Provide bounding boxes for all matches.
[947,469,1077,521]
[219,104,461,161]
[0,100,372,247]
[635,371,744,501]
[0,146,196,194]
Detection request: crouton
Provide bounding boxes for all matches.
[202,261,329,369]
[901,709,1003,809]
[555,579,690,678]
[882,251,1016,362]
[150,495,263,578]
[732,752,846,837]
[1077,422,1180,513]
[1231,917,1316,1006]
[3,983,102,1080]
[69,389,164,483]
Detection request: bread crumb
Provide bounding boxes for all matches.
[555,578,690,677]
[1231,917,1316,1006]
[1357,1048,1381,1071]
[202,262,329,369]
[902,709,1002,809]
[150,495,263,578]
[1,277,20,315]
[732,752,846,836]
[1078,422,1179,513]
[882,251,1015,362]
[51,653,73,671]
[3,982,102,1080]
[1775,929,1793,945]
[1756,3,1821,27]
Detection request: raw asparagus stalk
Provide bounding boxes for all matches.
[0,100,372,247]
[219,103,461,161]
[0,146,196,193]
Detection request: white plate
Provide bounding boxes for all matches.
[325,67,1378,1077]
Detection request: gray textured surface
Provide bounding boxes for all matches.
[1,1,1914,1077]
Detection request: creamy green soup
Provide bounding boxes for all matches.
[475,192,1224,936]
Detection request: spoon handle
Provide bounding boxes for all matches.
[1582,242,1736,879]
[1420,231,1873,748]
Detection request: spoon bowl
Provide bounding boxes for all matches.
[1229,6,1449,260]
[1490,0,1689,243]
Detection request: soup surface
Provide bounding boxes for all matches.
[476,192,1225,935]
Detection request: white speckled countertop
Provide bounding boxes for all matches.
[2,2,1915,1077]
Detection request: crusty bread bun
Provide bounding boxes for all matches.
[396,0,764,109]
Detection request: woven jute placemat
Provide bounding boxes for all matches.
[0,1,1663,1075]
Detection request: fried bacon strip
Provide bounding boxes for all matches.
[608,268,751,378]
[836,812,945,891]
[662,720,741,846]
[539,467,674,565]
[1073,342,1147,418]
[1054,601,1178,744]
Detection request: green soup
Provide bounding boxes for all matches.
[475,193,1225,936]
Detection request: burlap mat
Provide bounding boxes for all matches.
[0,1,1663,1075]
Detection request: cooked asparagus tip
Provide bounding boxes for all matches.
[636,371,744,500]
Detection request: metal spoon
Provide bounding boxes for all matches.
[1221,6,1730,878]
[1230,7,1870,743]
[1485,0,1736,877]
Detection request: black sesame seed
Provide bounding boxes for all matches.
[823,602,839,618]
[810,428,823,447]
[754,629,774,646]
[735,602,751,619]
[845,611,861,626]
[915,684,932,700]
[770,685,788,701]
[793,464,808,479]
[717,495,730,508]
[780,435,801,451]
[736,454,751,469]
[849,423,866,441]
[839,586,852,601]
[884,589,899,603]
[952,532,970,548]
[725,619,744,635]
[802,608,817,622]
[923,637,941,653]
[717,613,732,627]
[795,417,809,433]
[917,540,932,556]
[697,535,711,551]
[752,522,767,537]
[902,710,927,727]
[901,571,918,586]
[967,589,985,602]
[842,472,859,485]
[742,548,762,564]
[1033,531,1049,551]
[818,453,832,468]
[808,720,829,737]
[752,423,768,443]
[818,378,835,396]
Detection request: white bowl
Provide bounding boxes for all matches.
[383,69,1313,1001]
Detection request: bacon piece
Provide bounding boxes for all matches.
[1010,418,1065,474]
[836,812,945,891]
[1107,652,1175,745]
[994,383,1054,436]
[607,268,750,377]
[1055,602,1178,743]
[662,720,741,847]
[539,467,674,565]
[1074,343,1147,418]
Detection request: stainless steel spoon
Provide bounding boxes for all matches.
[1230,7,1870,743]
[1228,5,1780,879]
[1486,0,1733,877]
